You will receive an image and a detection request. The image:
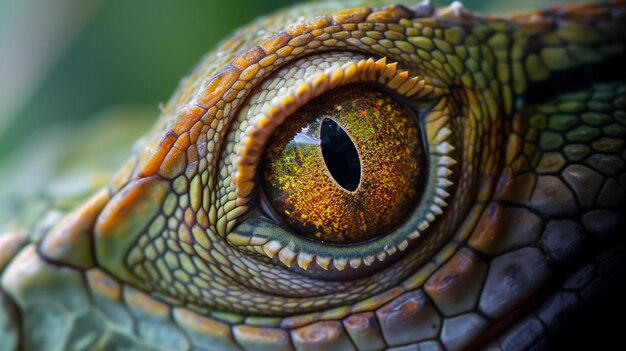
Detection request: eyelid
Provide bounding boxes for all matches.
[222,52,457,272]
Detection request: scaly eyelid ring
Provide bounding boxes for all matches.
[226,56,458,272]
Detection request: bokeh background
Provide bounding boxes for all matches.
[0,0,584,202]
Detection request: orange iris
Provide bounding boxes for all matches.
[262,84,424,244]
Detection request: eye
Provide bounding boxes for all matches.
[261,84,425,244]
[227,53,455,275]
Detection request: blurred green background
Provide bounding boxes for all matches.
[0,0,584,202]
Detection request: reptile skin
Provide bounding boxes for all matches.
[1,0,625,350]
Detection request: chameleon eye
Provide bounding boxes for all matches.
[228,53,453,272]
[261,84,424,244]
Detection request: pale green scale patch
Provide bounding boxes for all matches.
[22,304,70,350]
[149,215,166,237]
[179,194,189,209]
[174,270,191,284]
[395,40,415,53]
[126,294,189,350]
[167,217,179,231]
[64,310,107,350]
[154,237,167,254]
[145,245,158,261]
[190,175,203,211]
[163,193,178,217]
[90,294,134,336]
[165,252,180,269]
[1,246,107,350]
[173,176,188,194]
[408,36,434,50]
[157,260,173,284]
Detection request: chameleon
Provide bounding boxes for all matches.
[1,0,625,350]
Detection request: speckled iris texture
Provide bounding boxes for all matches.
[262,84,424,243]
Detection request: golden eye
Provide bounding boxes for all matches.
[262,84,425,244]
[227,54,451,274]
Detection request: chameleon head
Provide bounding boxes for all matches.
[20,1,626,349]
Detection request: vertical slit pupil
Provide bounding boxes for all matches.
[320,118,361,191]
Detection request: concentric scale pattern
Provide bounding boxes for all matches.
[0,1,625,350]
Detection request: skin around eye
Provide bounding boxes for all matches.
[261,84,425,244]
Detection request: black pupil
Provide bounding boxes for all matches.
[320,118,361,191]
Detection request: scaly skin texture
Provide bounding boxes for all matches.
[1,1,626,350]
